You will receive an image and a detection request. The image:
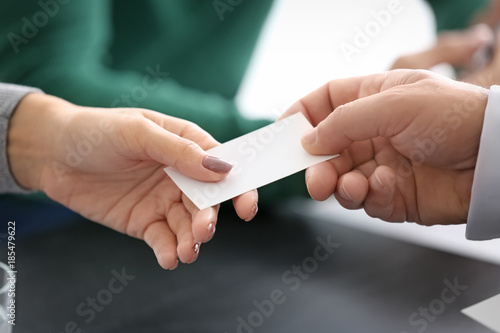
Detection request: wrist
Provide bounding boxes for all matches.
[7,93,70,191]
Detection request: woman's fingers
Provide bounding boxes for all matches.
[143,221,179,270]
[136,120,233,181]
[167,202,200,264]
[116,110,230,182]
[232,189,259,222]
[192,206,219,243]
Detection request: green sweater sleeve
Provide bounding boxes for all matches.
[0,0,271,143]
[0,0,306,204]
[426,0,489,31]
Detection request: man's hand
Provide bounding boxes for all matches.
[391,23,500,88]
[471,0,500,28]
[281,70,488,225]
[8,94,258,269]
[391,25,492,71]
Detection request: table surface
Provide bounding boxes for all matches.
[10,206,500,333]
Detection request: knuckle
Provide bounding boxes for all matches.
[180,141,201,157]
[172,140,201,170]
[410,69,434,82]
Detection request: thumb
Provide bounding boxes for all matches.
[137,121,233,182]
[301,89,413,155]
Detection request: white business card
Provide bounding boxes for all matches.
[462,293,500,332]
[164,113,338,210]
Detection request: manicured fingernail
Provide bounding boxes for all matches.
[245,204,258,222]
[202,156,233,174]
[208,222,215,236]
[302,128,317,144]
[188,243,200,264]
[339,182,353,201]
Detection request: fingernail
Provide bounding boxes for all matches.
[339,182,353,201]
[170,259,179,270]
[302,128,317,144]
[245,203,258,222]
[202,156,233,174]
[208,222,216,236]
[188,243,200,264]
[373,172,385,190]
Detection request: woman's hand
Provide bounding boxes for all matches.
[8,93,258,269]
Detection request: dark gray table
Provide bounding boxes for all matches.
[8,206,500,332]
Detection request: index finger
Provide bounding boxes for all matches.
[279,70,427,126]
[140,109,220,150]
[278,75,368,125]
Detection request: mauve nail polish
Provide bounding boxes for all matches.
[202,156,233,174]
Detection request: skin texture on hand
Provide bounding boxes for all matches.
[7,93,258,269]
[281,70,488,226]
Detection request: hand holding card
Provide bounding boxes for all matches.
[165,113,338,210]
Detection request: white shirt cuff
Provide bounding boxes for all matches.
[466,85,500,240]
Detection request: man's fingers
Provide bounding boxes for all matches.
[279,76,371,125]
[305,162,338,201]
[363,166,400,221]
[334,171,369,210]
[488,27,500,68]
[393,25,492,70]
[301,87,416,156]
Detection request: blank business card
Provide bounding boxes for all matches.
[164,113,338,210]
